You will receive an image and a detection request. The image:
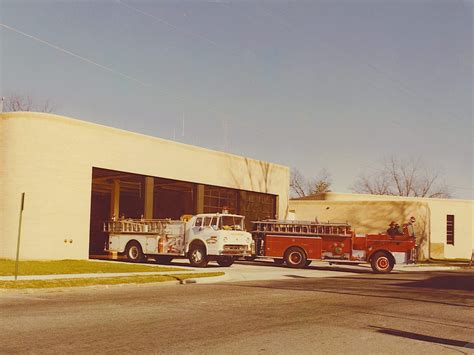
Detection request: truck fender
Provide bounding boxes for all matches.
[187,239,207,256]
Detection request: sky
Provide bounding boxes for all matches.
[1,0,472,199]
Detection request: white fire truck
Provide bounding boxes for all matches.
[104,213,253,267]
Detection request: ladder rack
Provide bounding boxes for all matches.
[252,219,352,237]
[103,219,175,234]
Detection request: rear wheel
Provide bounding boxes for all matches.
[371,251,394,273]
[284,247,307,268]
[154,256,173,264]
[188,244,209,267]
[217,256,234,267]
[125,241,144,263]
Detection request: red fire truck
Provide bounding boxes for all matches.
[250,218,417,273]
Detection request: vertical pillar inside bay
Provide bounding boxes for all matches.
[196,184,204,214]
[110,180,120,219]
[144,176,154,219]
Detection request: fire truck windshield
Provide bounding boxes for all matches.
[218,216,244,231]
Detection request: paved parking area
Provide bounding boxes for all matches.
[156,258,462,282]
[5,257,462,282]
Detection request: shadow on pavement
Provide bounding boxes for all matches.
[234,260,375,274]
[358,311,474,330]
[222,275,474,309]
[392,274,474,291]
[369,326,472,348]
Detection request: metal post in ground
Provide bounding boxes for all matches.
[14,192,25,281]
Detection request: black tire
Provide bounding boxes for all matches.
[284,247,307,268]
[273,258,284,265]
[371,251,395,273]
[188,244,209,267]
[125,241,144,263]
[305,260,312,266]
[217,256,234,267]
[154,255,173,264]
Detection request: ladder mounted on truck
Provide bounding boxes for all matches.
[103,218,177,234]
[252,219,352,237]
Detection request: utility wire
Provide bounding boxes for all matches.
[0,23,151,89]
[0,21,268,144]
[0,23,191,101]
[116,0,256,60]
[116,0,220,48]
[251,5,471,128]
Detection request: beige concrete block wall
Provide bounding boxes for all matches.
[0,112,289,260]
[426,200,473,260]
[289,200,430,260]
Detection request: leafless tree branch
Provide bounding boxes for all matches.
[290,168,332,198]
[2,94,55,113]
[350,156,451,198]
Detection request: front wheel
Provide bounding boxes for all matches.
[216,256,234,267]
[125,241,144,263]
[188,245,209,267]
[284,247,307,268]
[371,251,394,273]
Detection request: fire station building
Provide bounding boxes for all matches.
[1,112,472,262]
[0,112,290,260]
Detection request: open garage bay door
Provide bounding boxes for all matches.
[89,167,276,258]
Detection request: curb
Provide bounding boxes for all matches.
[0,272,229,292]
[0,270,213,281]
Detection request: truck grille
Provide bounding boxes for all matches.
[222,245,249,255]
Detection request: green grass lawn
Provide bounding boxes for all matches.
[0,259,184,276]
[0,272,225,289]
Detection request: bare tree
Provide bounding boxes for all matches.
[290,169,307,198]
[290,168,332,198]
[351,157,451,198]
[308,168,332,195]
[2,94,55,113]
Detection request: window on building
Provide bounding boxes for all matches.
[203,186,238,213]
[446,215,454,245]
[240,191,276,230]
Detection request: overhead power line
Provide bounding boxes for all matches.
[0,22,269,144]
[116,0,256,60]
[0,23,151,89]
[254,5,471,128]
[116,0,219,48]
[0,22,195,103]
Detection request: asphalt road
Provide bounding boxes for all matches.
[1,269,473,354]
